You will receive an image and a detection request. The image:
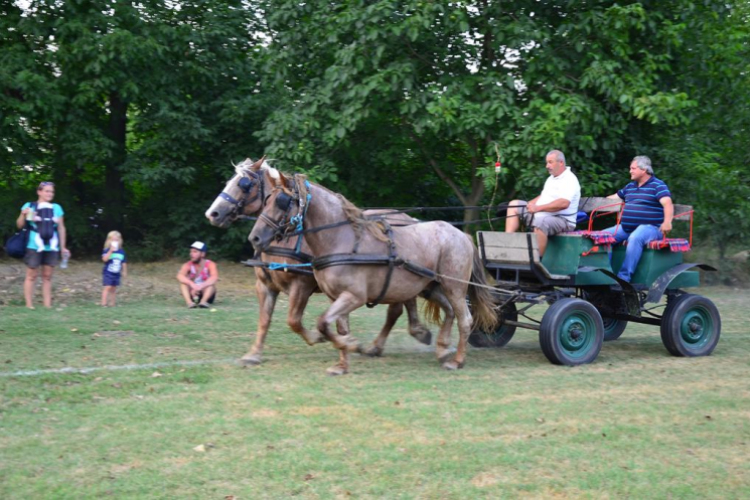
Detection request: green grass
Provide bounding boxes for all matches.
[1,261,749,498]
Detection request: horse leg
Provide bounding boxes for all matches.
[405,298,432,346]
[335,315,350,336]
[287,281,325,345]
[442,290,472,371]
[316,292,365,375]
[421,288,455,363]
[359,303,403,357]
[240,279,278,366]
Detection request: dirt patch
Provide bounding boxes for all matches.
[0,258,258,305]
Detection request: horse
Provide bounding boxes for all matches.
[205,158,432,366]
[248,171,498,375]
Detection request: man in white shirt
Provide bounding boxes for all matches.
[504,150,581,256]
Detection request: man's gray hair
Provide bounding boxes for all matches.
[633,155,653,175]
[546,150,566,164]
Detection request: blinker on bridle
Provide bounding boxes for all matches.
[238,176,254,193]
[219,170,265,216]
[259,180,312,246]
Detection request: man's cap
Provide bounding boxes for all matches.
[190,241,207,252]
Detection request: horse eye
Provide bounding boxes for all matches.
[238,177,253,193]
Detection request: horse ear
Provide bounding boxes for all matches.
[276,170,290,187]
[265,167,282,187]
[249,155,266,171]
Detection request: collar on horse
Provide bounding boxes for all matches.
[260,177,439,307]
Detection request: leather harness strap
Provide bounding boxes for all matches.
[365,221,396,308]
[263,246,314,263]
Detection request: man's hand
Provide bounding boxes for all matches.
[526,200,539,213]
[660,221,672,234]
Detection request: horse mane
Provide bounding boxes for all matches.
[235,157,275,177]
[234,158,256,176]
[336,193,390,244]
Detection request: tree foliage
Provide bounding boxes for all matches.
[1,1,748,258]
[258,0,726,229]
[1,0,270,257]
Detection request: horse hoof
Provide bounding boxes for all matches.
[359,345,383,357]
[437,349,454,364]
[326,365,348,376]
[410,329,432,346]
[442,360,464,371]
[239,355,262,366]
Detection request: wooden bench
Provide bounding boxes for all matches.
[579,196,693,221]
[577,197,694,249]
[477,231,570,281]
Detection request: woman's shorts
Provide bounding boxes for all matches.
[24,249,59,269]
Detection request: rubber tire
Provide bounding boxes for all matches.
[540,298,604,366]
[602,317,627,342]
[468,302,518,348]
[660,294,721,357]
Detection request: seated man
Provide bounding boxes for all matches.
[505,149,581,256]
[177,241,219,308]
[605,155,674,282]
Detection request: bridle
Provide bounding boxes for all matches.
[258,178,312,248]
[218,169,265,219]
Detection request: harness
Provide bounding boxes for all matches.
[259,176,439,307]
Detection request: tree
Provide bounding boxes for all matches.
[650,1,750,260]
[258,0,711,229]
[1,0,271,256]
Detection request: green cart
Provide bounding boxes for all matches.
[471,197,721,366]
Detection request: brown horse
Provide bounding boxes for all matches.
[205,158,432,365]
[249,172,498,374]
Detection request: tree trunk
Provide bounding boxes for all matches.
[103,91,128,232]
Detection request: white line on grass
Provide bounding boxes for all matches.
[0,358,239,378]
[0,345,441,378]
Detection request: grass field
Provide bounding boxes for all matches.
[1,259,749,499]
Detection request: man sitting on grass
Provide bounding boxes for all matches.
[176,241,218,309]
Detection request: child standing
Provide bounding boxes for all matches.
[101,231,128,307]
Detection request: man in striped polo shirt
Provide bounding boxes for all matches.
[605,156,674,282]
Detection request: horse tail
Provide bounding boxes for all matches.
[469,247,498,333]
[422,298,443,326]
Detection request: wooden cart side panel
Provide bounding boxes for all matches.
[477,231,540,265]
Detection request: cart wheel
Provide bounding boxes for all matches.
[602,317,627,342]
[660,294,721,357]
[468,303,517,348]
[540,298,603,366]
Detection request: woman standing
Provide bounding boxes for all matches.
[16,182,70,309]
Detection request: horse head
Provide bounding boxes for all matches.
[205,156,269,228]
[249,171,302,252]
